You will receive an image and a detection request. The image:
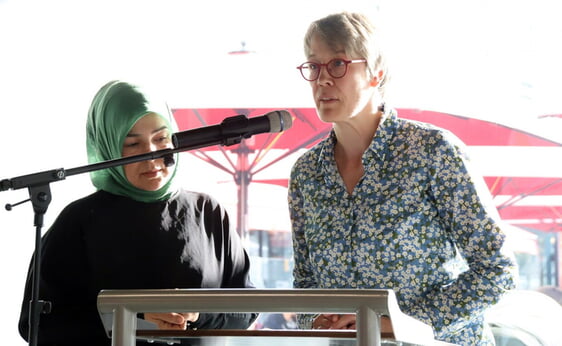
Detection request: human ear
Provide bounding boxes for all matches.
[370,70,384,87]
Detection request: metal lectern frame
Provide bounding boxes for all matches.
[97,288,437,346]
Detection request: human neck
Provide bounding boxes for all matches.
[333,109,383,158]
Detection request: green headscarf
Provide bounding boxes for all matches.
[86,80,179,202]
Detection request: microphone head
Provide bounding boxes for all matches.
[266,110,293,133]
[163,154,176,167]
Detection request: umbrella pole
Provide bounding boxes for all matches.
[234,141,252,240]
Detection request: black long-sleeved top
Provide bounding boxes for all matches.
[19,189,257,346]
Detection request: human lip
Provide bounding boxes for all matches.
[141,169,162,178]
[318,95,338,103]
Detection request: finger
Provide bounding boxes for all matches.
[158,319,188,330]
[148,313,186,326]
[314,315,329,329]
[181,312,200,322]
[165,323,187,330]
[330,315,356,329]
[169,313,187,324]
[158,313,186,325]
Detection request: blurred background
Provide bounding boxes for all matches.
[1,0,560,344]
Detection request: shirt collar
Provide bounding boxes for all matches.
[369,107,399,162]
[314,107,400,180]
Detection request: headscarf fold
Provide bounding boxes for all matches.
[86,80,178,202]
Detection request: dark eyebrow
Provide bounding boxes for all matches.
[126,126,168,137]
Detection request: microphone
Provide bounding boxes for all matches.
[172,110,292,149]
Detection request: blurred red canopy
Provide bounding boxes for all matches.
[172,107,561,234]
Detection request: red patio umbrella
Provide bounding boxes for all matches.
[172,107,561,235]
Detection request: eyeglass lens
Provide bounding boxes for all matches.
[300,59,348,81]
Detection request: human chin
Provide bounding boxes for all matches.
[139,178,165,191]
[143,170,170,191]
[128,168,170,191]
[316,108,339,123]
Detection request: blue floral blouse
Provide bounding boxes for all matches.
[288,108,518,345]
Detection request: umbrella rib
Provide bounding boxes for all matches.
[190,150,235,175]
[497,178,562,209]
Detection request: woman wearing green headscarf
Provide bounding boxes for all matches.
[18,81,258,346]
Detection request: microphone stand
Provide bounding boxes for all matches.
[1,123,248,346]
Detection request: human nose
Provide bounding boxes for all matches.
[139,141,159,154]
[316,65,333,86]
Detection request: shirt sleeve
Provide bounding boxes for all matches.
[190,195,258,329]
[413,131,518,338]
[288,162,319,329]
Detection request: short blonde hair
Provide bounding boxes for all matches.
[303,12,389,97]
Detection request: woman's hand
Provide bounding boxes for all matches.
[143,312,200,330]
[313,313,355,330]
[312,314,392,333]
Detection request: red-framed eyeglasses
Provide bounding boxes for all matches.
[296,58,367,81]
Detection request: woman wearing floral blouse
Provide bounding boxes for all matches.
[289,12,517,346]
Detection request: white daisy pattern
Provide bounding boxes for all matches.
[288,109,518,346]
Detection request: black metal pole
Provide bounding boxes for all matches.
[27,184,52,346]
